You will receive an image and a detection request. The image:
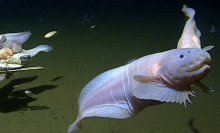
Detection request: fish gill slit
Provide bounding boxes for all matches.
[126,68,133,105]
[126,68,130,91]
[122,71,131,106]
[121,74,128,109]
[110,89,117,103]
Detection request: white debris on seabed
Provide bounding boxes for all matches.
[25,90,36,97]
[13,85,19,89]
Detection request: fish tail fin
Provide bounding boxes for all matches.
[68,117,82,133]
[182,5,201,38]
[177,4,201,49]
[4,31,31,45]
[182,5,195,19]
[22,45,53,57]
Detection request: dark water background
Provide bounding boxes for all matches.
[0,0,219,133]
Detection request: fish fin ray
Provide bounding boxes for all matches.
[68,117,82,133]
[68,104,133,133]
[78,65,128,105]
[193,81,213,94]
[132,79,193,107]
[81,104,134,119]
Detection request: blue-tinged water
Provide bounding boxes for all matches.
[0,0,219,133]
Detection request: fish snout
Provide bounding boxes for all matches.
[186,51,211,72]
[199,51,211,65]
[174,50,212,86]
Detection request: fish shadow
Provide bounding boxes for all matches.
[51,76,64,82]
[0,76,58,113]
[11,85,58,97]
[188,118,201,133]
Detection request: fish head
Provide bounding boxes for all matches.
[160,48,211,90]
[20,54,31,63]
[11,53,31,64]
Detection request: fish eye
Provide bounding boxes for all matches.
[179,54,184,59]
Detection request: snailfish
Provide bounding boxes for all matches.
[68,48,212,132]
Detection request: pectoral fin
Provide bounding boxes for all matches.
[132,75,194,107]
[202,46,214,52]
[134,75,160,83]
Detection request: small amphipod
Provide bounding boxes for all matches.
[210,26,217,34]
[44,31,57,38]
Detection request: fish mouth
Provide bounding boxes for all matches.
[186,62,211,80]
[187,54,211,72]
[189,64,210,82]
[188,63,210,72]
[195,64,210,73]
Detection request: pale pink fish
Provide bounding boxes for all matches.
[0,31,32,54]
[177,5,202,49]
[68,47,212,132]
[177,5,214,51]
[68,5,214,132]
[177,5,214,52]
[176,5,214,97]
[0,31,31,46]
